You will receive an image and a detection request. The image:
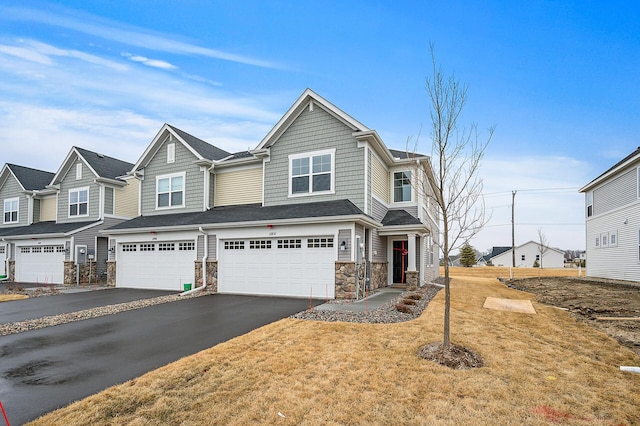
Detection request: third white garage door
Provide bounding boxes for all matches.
[218,236,336,298]
[116,241,196,291]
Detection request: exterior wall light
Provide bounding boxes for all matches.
[340,241,347,251]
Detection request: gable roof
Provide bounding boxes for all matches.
[381,209,423,226]
[1,164,54,192]
[107,199,374,233]
[51,146,134,185]
[388,149,427,160]
[133,124,232,171]
[255,88,370,151]
[580,146,640,192]
[489,241,565,258]
[489,246,512,258]
[0,220,100,238]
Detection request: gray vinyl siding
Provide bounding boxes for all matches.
[140,140,205,215]
[72,217,125,253]
[263,104,365,210]
[367,149,372,215]
[197,234,204,259]
[57,160,101,223]
[209,234,217,260]
[104,187,114,215]
[33,199,41,223]
[209,174,215,209]
[0,175,29,227]
[402,205,419,219]
[372,228,386,262]
[371,197,388,222]
[593,168,636,216]
[338,229,351,261]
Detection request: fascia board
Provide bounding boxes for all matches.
[579,154,640,192]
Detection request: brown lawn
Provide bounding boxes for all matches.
[30,267,639,425]
[0,294,28,302]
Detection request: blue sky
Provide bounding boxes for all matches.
[1,1,638,252]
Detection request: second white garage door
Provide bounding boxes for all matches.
[116,241,196,291]
[218,236,336,298]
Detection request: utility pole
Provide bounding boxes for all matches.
[511,190,516,267]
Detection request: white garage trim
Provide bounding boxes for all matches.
[218,235,336,298]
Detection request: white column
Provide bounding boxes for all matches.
[407,233,417,271]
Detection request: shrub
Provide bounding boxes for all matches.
[406,293,422,300]
[395,303,413,313]
[402,298,417,306]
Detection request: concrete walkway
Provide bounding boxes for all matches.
[315,287,404,312]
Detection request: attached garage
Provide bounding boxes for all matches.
[116,240,196,291]
[218,236,336,298]
[15,245,66,284]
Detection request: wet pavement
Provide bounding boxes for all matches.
[0,293,318,425]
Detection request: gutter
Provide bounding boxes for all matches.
[180,226,208,296]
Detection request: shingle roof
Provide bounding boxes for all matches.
[583,146,640,188]
[75,147,134,180]
[489,246,512,258]
[388,149,427,159]
[167,124,231,161]
[6,164,54,190]
[0,220,99,237]
[108,199,367,231]
[225,151,254,161]
[381,209,423,226]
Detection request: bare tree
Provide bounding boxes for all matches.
[421,44,494,347]
[537,227,550,268]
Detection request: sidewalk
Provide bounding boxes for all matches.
[315,287,404,312]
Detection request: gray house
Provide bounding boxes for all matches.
[0,147,137,284]
[106,89,440,298]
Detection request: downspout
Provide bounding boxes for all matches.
[180,226,208,296]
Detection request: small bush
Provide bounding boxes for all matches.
[402,298,417,306]
[395,303,413,313]
[406,293,422,300]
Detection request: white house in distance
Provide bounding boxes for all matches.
[489,241,565,268]
[579,146,640,282]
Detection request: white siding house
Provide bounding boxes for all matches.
[579,147,640,282]
[490,241,565,268]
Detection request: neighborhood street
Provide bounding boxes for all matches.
[0,293,316,425]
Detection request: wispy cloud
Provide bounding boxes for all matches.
[1,5,283,69]
[121,52,177,70]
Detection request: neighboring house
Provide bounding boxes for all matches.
[106,89,440,298]
[0,147,136,284]
[489,242,564,268]
[579,147,640,281]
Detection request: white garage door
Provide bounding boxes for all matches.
[218,236,336,298]
[16,245,65,284]
[116,241,196,291]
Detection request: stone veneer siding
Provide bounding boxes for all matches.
[8,260,15,282]
[195,260,218,292]
[64,260,101,286]
[106,260,116,287]
[405,270,419,291]
[369,262,388,292]
[336,261,389,299]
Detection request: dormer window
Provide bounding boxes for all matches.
[289,149,335,196]
[3,198,18,223]
[393,171,412,202]
[69,188,89,217]
[76,163,83,180]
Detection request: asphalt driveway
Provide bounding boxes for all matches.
[0,293,316,424]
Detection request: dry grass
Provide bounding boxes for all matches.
[0,294,28,302]
[30,268,640,425]
[442,266,584,279]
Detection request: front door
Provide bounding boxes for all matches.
[392,240,408,284]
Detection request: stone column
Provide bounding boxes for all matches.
[405,270,419,291]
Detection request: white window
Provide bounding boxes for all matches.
[308,237,334,248]
[20,247,30,253]
[156,173,185,209]
[609,231,618,247]
[393,171,412,202]
[602,233,608,247]
[249,240,272,249]
[167,143,175,164]
[4,197,18,223]
[69,188,89,217]
[140,243,155,251]
[289,149,335,196]
[278,239,301,249]
[521,254,526,261]
[535,254,540,261]
[158,243,175,251]
[586,192,593,217]
[44,246,54,253]
[595,235,600,248]
[76,163,83,180]
[122,244,137,252]
[179,242,195,251]
[224,241,244,250]
[32,247,42,253]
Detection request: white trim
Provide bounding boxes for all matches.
[364,146,369,214]
[155,172,186,210]
[3,197,19,224]
[391,170,413,203]
[68,186,90,218]
[288,148,336,197]
[75,163,82,180]
[167,142,176,164]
